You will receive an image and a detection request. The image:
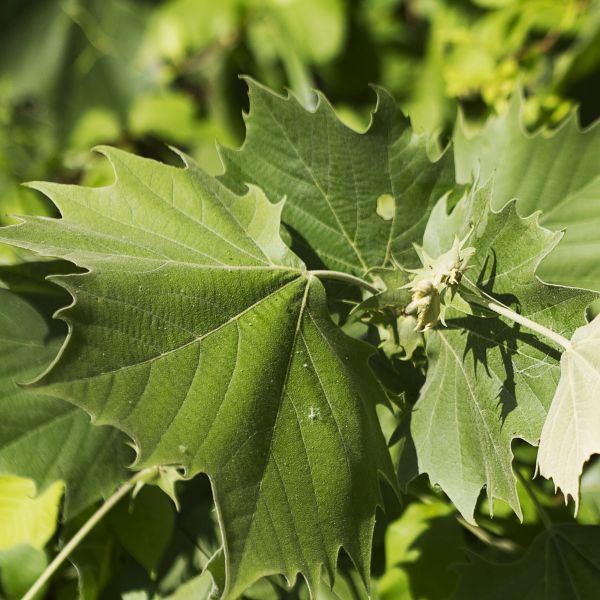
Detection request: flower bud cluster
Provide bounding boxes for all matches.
[404,237,475,331]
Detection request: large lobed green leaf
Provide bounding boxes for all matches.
[0,147,395,597]
[398,185,596,520]
[220,79,456,275]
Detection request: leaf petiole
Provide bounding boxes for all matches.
[309,270,380,295]
[485,301,572,351]
[22,466,160,600]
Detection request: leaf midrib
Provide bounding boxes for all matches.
[224,275,313,589]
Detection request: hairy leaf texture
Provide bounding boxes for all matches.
[0,284,130,519]
[398,186,596,521]
[0,147,395,598]
[538,314,600,509]
[220,79,456,275]
[455,94,600,291]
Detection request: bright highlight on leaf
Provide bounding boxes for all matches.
[0,146,395,597]
[376,194,395,221]
[538,314,600,510]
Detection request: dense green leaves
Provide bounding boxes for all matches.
[0,147,395,597]
[454,95,600,291]
[220,79,456,275]
[0,285,131,519]
[398,186,596,520]
[1,0,600,595]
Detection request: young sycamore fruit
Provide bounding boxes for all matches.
[404,236,475,331]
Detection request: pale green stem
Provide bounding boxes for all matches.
[309,270,380,296]
[486,301,572,351]
[22,467,159,600]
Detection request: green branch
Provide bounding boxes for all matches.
[485,301,572,351]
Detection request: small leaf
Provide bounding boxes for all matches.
[108,486,176,579]
[537,314,600,509]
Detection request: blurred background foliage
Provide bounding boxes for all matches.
[1,0,599,264]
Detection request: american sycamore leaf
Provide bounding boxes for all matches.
[0,285,131,519]
[398,185,597,521]
[452,525,600,600]
[0,147,395,598]
[537,314,600,509]
[454,94,600,291]
[220,79,456,275]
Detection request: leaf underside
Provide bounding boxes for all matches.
[0,147,395,597]
[538,314,600,508]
